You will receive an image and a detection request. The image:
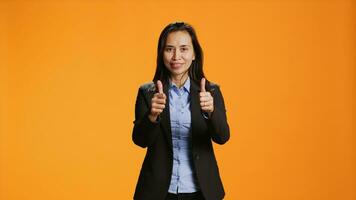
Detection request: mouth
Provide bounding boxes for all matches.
[170,63,184,69]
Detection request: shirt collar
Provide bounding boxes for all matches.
[169,76,191,93]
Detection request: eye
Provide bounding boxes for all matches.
[181,48,188,52]
[165,47,173,52]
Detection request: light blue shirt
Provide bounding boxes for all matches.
[167,77,201,193]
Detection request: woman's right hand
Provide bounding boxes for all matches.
[148,80,166,123]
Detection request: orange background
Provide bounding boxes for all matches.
[0,0,355,199]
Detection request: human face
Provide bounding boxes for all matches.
[163,31,195,80]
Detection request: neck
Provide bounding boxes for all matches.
[170,73,189,88]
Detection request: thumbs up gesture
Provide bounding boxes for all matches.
[148,80,167,123]
[200,78,214,115]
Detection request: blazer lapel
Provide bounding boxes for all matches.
[160,81,173,150]
[190,80,205,140]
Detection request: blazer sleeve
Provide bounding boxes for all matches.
[132,87,161,148]
[207,85,230,145]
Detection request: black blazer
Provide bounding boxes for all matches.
[132,79,230,200]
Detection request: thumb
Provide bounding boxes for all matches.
[200,78,206,92]
[157,80,163,94]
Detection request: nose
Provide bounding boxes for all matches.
[172,50,181,60]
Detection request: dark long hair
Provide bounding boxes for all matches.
[152,22,209,88]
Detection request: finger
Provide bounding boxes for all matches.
[200,78,206,92]
[151,108,163,114]
[200,100,213,107]
[201,101,213,108]
[154,93,166,100]
[199,91,211,97]
[152,103,165,109]
[201,105,212,111]
[159,93,166,99]
[154,98,166,104]
[200,96,211,102]
[157,80,163,94]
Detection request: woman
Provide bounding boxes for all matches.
[132,22,230,200]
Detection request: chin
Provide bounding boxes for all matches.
[171,70,187,76]
[171,67,189,74]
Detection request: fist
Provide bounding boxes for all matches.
[148,80,166,122]
[199,78,214,115]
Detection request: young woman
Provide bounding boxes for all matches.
[132,22,230,200]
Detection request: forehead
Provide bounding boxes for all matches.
[165,31,193,46]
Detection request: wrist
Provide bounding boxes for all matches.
[148,114,159,123]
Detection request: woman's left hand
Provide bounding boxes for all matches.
[199,78,214,115]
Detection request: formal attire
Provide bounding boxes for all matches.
[132,77,230,200]
[167,77,201,194]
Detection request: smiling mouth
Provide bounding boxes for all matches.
[171,63,183,68]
